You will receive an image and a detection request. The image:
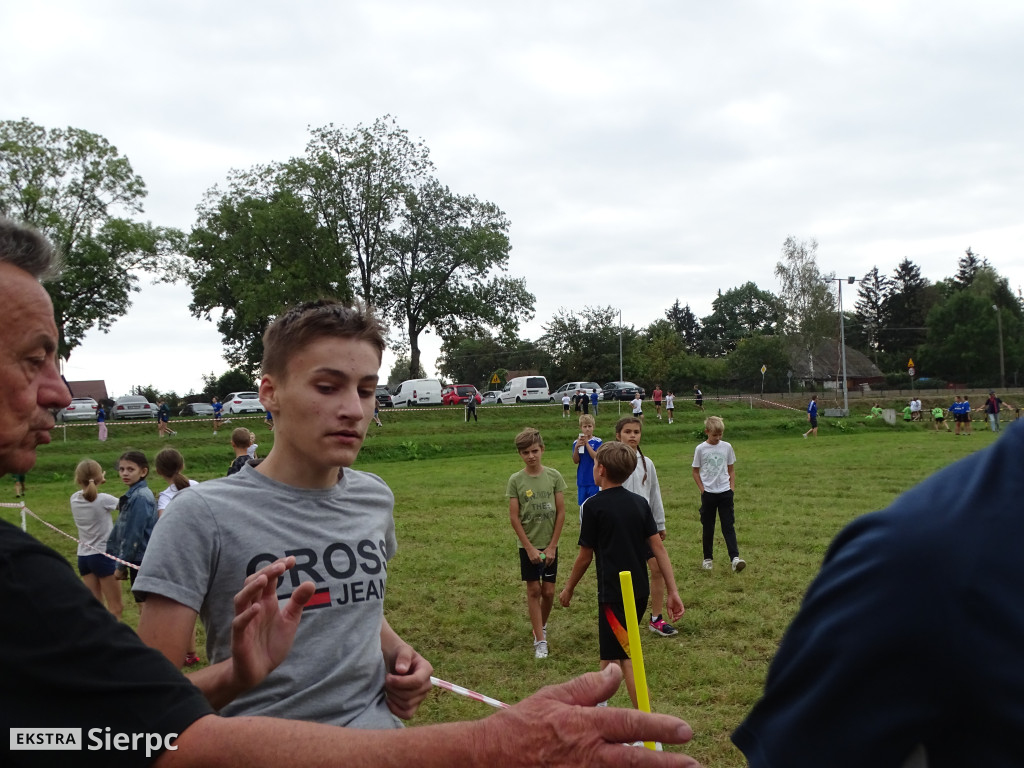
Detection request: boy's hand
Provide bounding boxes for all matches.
[666,593,685,622]
[527,547,543,565]
[558,586,573,607]
[543,545,558,563]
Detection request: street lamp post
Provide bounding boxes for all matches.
[835,276,856,417]
[993,304,1006,390]
[618,309,623,415]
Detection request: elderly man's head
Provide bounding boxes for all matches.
[0,217,70,476]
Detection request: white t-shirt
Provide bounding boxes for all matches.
[630,397,643,414]
[158,479,200,513]
[562,395,571,407]
[69,490,119,556]
[692,440,737,494]
[247,443,258,458]
[665,394,675,409]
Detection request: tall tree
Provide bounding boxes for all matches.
[0,117,179,359]
[296,116,433,310]
[385,178,534,379]
[665,299,702,354]
[539,306,632,385]
[699,282,783,357]
[854,266,891,363]
[774,236,836,381]
[954,247,987,289]
[880,258,932,360]
[185,166,351,377]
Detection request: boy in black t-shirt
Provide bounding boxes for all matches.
[559,441,684,708]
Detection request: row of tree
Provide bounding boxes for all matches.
[3,117,1020,394]
[437,240,1022,392]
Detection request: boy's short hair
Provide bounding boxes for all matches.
[704,415,725,435]
[514,428,544,452]
[595,441,636,484]
[261,300,386,381]
[578,414,595,428]
[231,427,252,448]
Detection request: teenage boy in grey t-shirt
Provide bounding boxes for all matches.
[136,301,433,727]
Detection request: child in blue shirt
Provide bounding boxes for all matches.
[572,414,602,514]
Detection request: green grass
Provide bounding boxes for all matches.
[2,401,1008,767]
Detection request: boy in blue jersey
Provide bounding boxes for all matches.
[803,395,818,438]
[572,414,602,517]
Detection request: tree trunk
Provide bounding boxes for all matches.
[408,320,421,379]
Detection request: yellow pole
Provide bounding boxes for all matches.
[619,570,655,750]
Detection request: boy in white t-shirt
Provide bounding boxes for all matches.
[692,416,745,572]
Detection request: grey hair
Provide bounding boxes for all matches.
[0,216,61,280]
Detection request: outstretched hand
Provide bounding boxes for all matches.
[230,556,316,691]
[478,666,701,767]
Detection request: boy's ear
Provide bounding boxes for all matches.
[259,375,278,413]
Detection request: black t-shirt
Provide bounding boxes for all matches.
[578,486,657,604]
[0,519,213,766]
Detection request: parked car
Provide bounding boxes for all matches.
[392,378,443,407]
[375,385,394,408]
[480,390,499,405]
[550,381,602,403]
[57,397,99,422]
[111,395,156,420]
[179,403,215,418]
[442,384,482,405]
[223,391,265,414]
[496,376,550,405]
[602,381,646,401]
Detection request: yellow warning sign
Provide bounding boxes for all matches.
[490,374,501,384]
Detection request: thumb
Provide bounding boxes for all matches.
[543,666,623,707]
[391,643,414,674]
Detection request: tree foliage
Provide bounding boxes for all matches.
[0,117,180,359]
[700,282,784,357]
[185,167,351,377]
[775,236,836,380]
[853,266,891,362]
[665,300,702,355]
[386,179,534,378]
[539,306,633,386]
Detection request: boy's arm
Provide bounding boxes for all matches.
[509,497,541,562]
[138,557,315,710]
[544,491,566,561]
[691,467,704,493]
[572,439,582,465]
[727,463,736,491]
[380,617,433,719]
[648,537,684,621]
[559,546,594,607]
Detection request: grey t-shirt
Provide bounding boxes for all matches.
[134,463,400,728]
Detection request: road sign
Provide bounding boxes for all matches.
[490,374,501,384]
[908,358,914,368]
[908,367,915,377]
[760,364,767,374]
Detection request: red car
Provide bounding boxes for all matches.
[442,384,483,405]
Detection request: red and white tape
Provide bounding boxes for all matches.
[430,675,510,709]
[2,502,139,570]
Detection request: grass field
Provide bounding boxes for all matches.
[3,397,1012,766]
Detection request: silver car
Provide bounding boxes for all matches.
[223,391,265,414]
[112,395,155,420]
[58,397,99,422]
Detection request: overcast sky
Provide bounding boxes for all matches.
[4,1,1022,397]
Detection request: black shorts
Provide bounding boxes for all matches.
[599,595,648,660]
[809,416,818,428]
[695,398,703,406]
[519,548,558,583]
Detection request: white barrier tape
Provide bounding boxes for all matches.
[55,414,267,429]
[14,505,140,570]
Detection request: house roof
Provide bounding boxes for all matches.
[66,380,109,401]
[788,340,885,381]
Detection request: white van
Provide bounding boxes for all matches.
[496,375,550,405]
[392,378,443,407]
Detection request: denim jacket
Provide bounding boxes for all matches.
[106,479,157,565]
